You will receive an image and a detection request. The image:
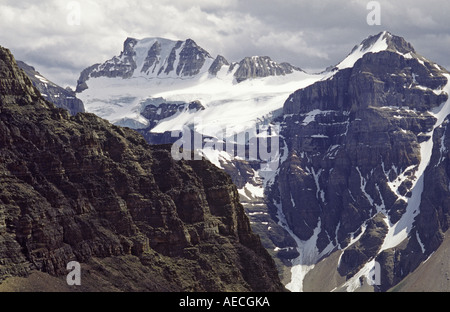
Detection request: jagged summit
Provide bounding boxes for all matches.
[231,55,303,83]
[76,37,215,92]
[279,31,450,291]
[75,35,309,129]
[357,31,415,55]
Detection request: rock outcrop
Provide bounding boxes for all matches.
[231,56,303,83]
[0,46,285,292]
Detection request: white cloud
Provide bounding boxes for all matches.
[254,31,330,61]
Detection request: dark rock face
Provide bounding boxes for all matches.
[17,61,85,115]
[92,37,138,80]
[0,46,284,292]
[284,52,447,115]
[176,39,212,76]
[418,120,450,244]
[140,100,205,130]
[208,55,229,76]
[376,116,450,291]
[338,213,388,278]
[138,38,211,77]
[75,38,139,92]
[232,56,303,83]
[141,41,163,75]
[269,33,450,291]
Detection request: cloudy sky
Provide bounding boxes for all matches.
[1,0,449,88]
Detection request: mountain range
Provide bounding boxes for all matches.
[1,31,449,292]
[72,31,450,292]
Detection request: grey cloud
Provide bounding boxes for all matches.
[1,0,449,87]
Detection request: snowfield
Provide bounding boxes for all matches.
[78,68,324,137]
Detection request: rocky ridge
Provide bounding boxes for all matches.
[75,37,304,93]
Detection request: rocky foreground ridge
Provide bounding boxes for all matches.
[0,46,285,291]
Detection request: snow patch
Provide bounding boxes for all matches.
[336,31,388,70]
[284,218,334,292]
[380,73,450,252]
[238,182,265,200]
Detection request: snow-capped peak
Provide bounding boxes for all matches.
[335,31,420,71]
[336,31,390,70]
[76,37,215,93]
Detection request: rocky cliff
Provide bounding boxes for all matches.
[0,46,285,292]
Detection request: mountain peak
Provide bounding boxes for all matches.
[75,36,215,92]
[362,31,416,55]
[231,55,303,83]
[336,31,417,70]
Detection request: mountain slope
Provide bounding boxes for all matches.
[0,45,284,292]
[388,229,450,292]
[16,60,85,115]
[275,31,450,291]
